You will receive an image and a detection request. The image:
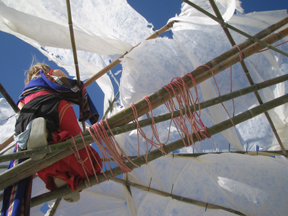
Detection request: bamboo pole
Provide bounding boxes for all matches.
[47,198,62,216]
[66,0,81,87]
[0,135,14,152]
[105,24,288,129]
[30,93,288,206]
[0,83,19,113]
[102,91,120,120]
[173,150,284,157]
[182,0,288,57]
[65,0,87,130]
[84,21,175,87]
[208,0,287,156]
[112,178,244,215]
[2,73,288,163]
[108,149,284,161]
[0,145,87,190]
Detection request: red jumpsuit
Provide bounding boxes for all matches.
[21,91,102,191]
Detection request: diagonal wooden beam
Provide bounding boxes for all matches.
[46,198,62,216]
[65,0,87,130]
[112,178,244,215]
[66,0,81,87]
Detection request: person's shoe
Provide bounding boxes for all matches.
[54,178,80,202]
[27,117,48,160]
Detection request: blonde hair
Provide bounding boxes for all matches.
[25,63,51,86]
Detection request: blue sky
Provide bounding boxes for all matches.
[0,0,287,118]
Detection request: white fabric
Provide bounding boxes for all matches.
[0,98,16,145]
[127,154,288,216]
[168,0,243,26]
[38,181,133,216]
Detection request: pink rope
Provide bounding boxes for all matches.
[70,135,92,187]
[87,120,139,178]
[163,74,209,145]
[129,72,210,164]
[233,45,243,62]
[197,65,235,126]
[130,102,168,164]
[81,70,237,179]
[257,40,288,53]
[87,127,108,180]
[80,133,100,185]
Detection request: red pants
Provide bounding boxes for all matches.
[36,100,102,191]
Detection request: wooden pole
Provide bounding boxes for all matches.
[2,72,288,163]
[112,178,244,215]
[65,0,87,130]
[105,147,285,162]
[0,135,14,152]
[0,83,19,113]
[182,0,288,57]
[47,198,62,216]
[66,0,81,87]
[30,93,288,206]
[173,150,284,157]
[102,91,119,120]
[84,21,175,87]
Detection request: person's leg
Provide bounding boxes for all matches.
[58,100,82,136]
[52,100,82,202]
[49,100,82,143]
[37,100,102,202]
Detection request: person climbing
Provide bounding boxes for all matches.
[1,63,102,216]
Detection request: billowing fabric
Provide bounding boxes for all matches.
[19,70,99,124]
